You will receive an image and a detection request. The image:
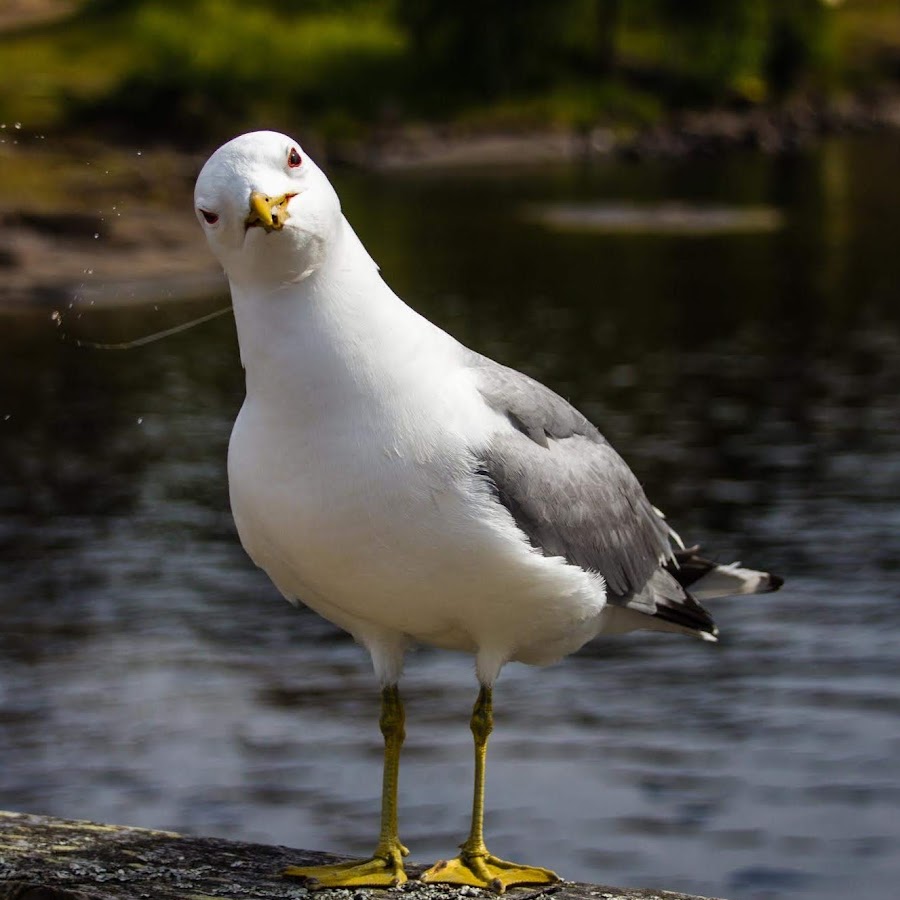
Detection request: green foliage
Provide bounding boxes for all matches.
[650,0,770,102]
[394,0,578,98]
[612,0,835,104]
[79,0,404,137]
[455,81,662,133]
[391,0,838,110]
[765,0,836,97]
[0,0,891,141]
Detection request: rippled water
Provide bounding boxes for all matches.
[2,137,899,900]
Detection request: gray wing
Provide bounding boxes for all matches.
[471,353,717,637]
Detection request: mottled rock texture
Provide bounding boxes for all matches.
[0,811,722,900]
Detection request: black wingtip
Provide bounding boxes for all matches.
[651,594,718,637]
[766,572,785,592]
[668,548,785,597]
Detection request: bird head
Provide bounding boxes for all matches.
[194,130,342,287]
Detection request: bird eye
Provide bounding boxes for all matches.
[288,147,302,168]
[200,209,219,225]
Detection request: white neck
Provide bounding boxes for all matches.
[228,216,457,415]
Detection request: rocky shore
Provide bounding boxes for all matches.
[0,144,221,309]
[338,89,900,169]
[2,89,899,309]
[1,810,725,900]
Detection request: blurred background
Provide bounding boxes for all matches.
[1,3,899,900]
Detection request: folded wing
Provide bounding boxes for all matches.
[471,355,780,641]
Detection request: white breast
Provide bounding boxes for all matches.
[225,223,608,684]
[229,357,606,676]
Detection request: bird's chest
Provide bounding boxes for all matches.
[227,391,481,599]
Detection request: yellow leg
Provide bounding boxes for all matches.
[283,685,408,888]
[420,686,560,894]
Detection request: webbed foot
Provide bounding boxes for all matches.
[284,840,408,888]
[421,847,558,894]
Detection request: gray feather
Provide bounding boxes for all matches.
[628,568,718,636]
[471,354,673,601]
[666,547,783,600]
[467,354,785,639]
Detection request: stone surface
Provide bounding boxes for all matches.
[0,811,722,900]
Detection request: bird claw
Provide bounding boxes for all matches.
[283,844,408,889]
[420,851,559,893]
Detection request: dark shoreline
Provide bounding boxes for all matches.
[350,89,900,171]
[2,89,899,309]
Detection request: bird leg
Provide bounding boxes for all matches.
[420,685,559,894]
[283,684,408,887]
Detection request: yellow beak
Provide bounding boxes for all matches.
[246,191,294,232]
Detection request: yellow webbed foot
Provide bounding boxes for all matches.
[421,849,559,894]
[284,841,408,889]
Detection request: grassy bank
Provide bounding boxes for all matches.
[0,1,406,142]
[1,1,900,147]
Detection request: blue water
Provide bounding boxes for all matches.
[1,136,899,900]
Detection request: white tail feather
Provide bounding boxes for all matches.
[689,563,775,601]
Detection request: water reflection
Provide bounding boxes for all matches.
[1,136,899,900]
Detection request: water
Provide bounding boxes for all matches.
[1,136,899,900]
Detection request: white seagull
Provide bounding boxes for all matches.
[194,130,782,893]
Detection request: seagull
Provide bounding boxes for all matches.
[194,130,783,893]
